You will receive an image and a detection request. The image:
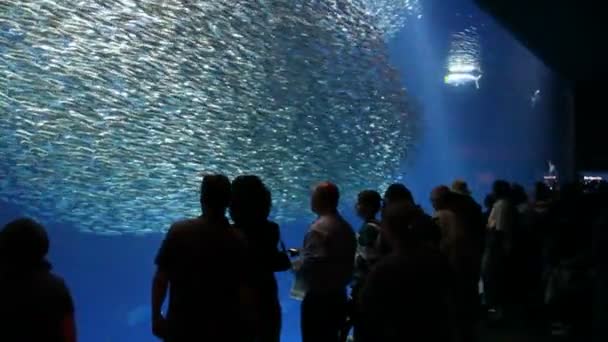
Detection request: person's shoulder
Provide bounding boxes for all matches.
[314,214,352,232]
[491,199,506,211]
[336,213,354,229]
[311,216,330,231]
[266,220,281,239]
[265,220,280,231]
[35,271,71,294]
[168,217,204,234]
[435,209,457,221]
[47,272,68,286]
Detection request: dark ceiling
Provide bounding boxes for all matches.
[475,0,606,171]
[474,0,604,83]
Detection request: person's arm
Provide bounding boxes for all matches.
[487,204,497,229]
[264,222,283,272]
[151,227,175,339]
[152,269,169,322]
[297,227,327,289]
[301,229,326,267]
[61,312,77,342]
[57,279,77,342]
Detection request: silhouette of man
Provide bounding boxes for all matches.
[431,185,482,342]
[298,182,357,342]
[152,174,250,342]
[383,183,414,208]
[230,175,285,342]
[0,218,77,342]
[359,203,452,342]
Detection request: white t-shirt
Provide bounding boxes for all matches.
[487,199,514,232]
[298,213,357,294]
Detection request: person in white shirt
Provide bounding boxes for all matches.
[483,180,516,318]
[297,182,357,342]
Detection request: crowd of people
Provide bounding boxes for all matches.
[0,174,597,342]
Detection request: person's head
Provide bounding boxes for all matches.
[356,190,382,220]
[492,180,511,200]
[200,174,231,216]
[230,175,272,224]
[382,202,432,251]
[0,218,49,270]
[511,183,528,205]
[383,183,414,207]
[311,181,340,215]
[451,179,471,196]
[430,185,451,211]
[484,193,496,210]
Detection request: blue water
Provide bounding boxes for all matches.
[0,0,564,341]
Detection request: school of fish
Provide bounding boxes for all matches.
[444,25,482,88]
[0,0,420,234]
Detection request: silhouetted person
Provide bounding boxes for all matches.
[230,175,286,342]
[152,174,250,342]
[483,180,516,318]
[347,190,382,342]
[359,202,452,342]
[544,183,592,338]
[482,194,495,224]
[432,185,482,342]
[431,186,468,275]
[450,180,485,269]
[450,179,471,198]
[509,183,536,307]
[353,190,383,292]
[0,218,77,342]
[533,182,554,280]
[297,182,357,342]
[378,183,424,256]
[383,183,414,208]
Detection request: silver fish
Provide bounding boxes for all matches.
[1,0,419,234]
[445,25,483,89]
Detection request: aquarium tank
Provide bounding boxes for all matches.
[1,0,565,341]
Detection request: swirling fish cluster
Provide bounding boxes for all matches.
[357,0,422,38]
[444,25,482,88]
[0,0,416,234]
[447,26,481,72]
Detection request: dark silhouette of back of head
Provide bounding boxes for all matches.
[0,218,76,342]
[200,174,231,216]
[0,218,50,272]
[484,194,496,210]
[311,181,340,214]
[230,175,272,224]
[430,185,451,210]
[382,202,434,250]
[383,183,414,207]
[360,204,450,342]
[357,190,382,216]
[492,180,511,200]
[511,183,528,205]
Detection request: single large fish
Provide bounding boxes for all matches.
[444,73,483,89]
